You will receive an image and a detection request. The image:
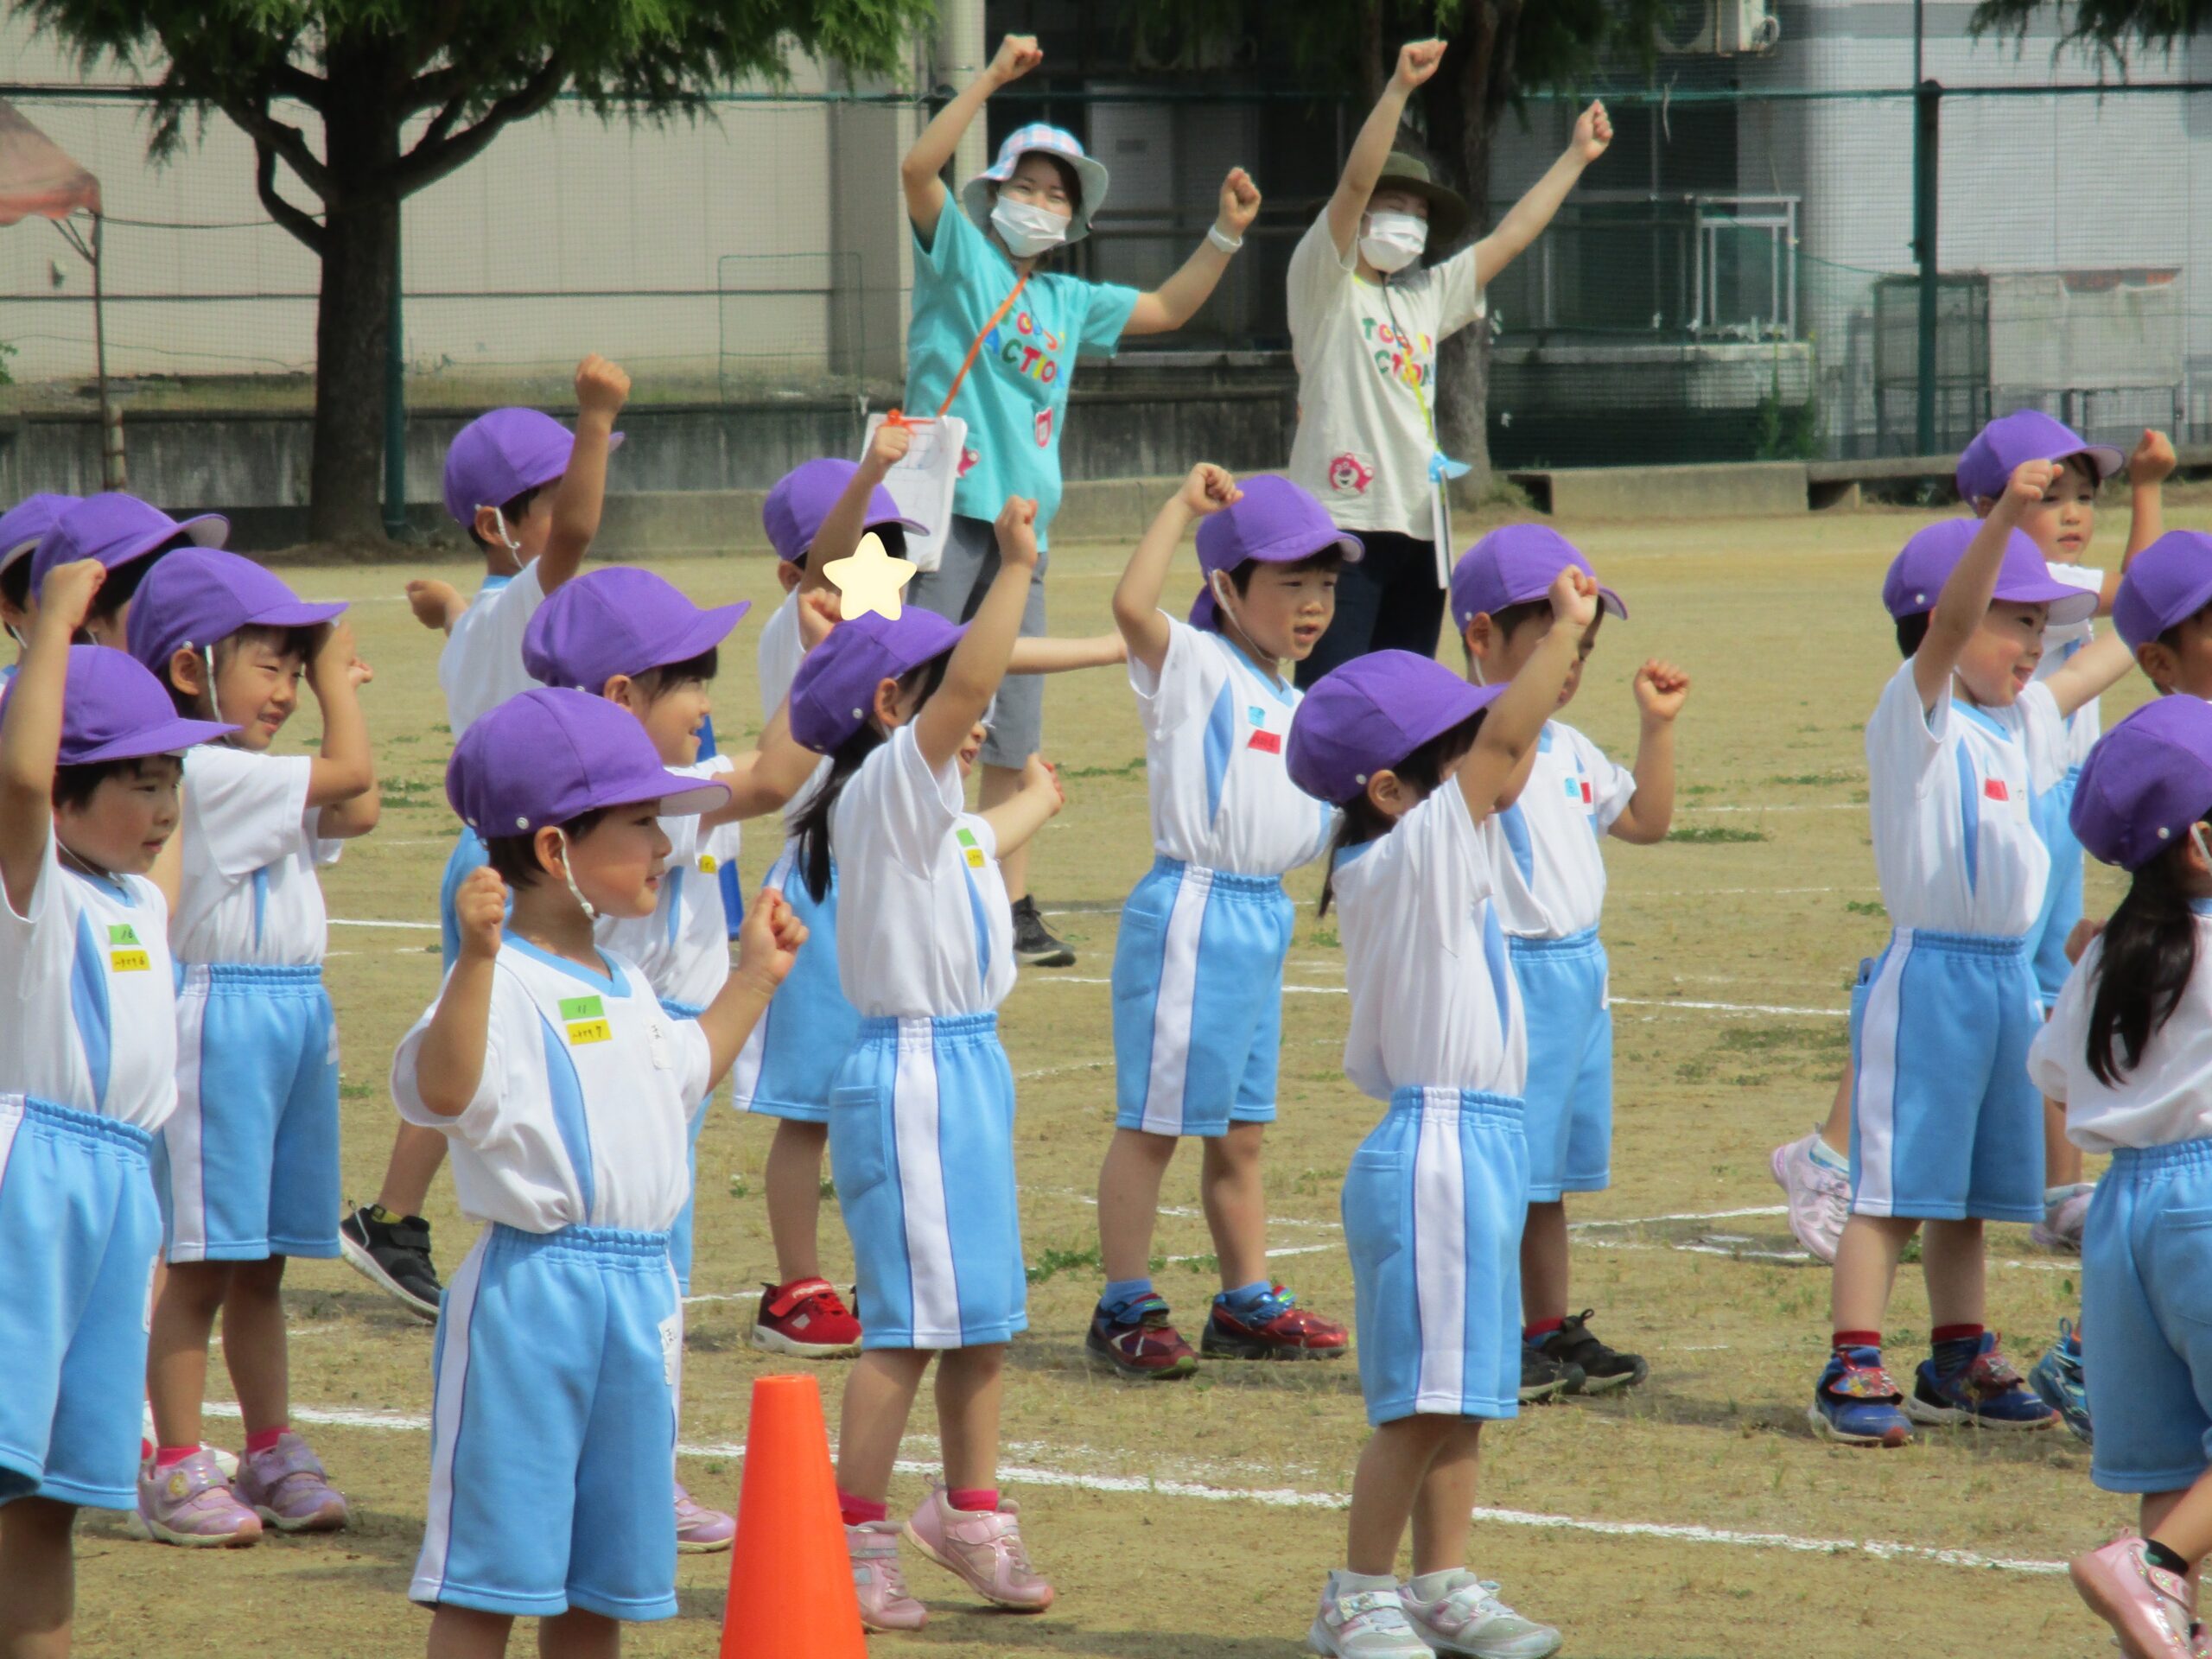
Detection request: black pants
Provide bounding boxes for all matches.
[1295,531,1448,690]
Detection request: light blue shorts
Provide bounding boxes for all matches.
[660,998,708,1297]
[1342,1088,1528,1427]
[728,853,858,1126]
[1847,929,2044,1224]
[2031,766,2086,1009]
[1111,858,1294,1137]
[0,1096,160,1511]
[414,1224,681,1620]
[830,1013,1024,1351]
[439,827,493,973]
[2084,1140,2212,1495]
[156,963,340,1262]
[1508,929,1613,1200]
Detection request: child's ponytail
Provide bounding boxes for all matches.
[1313,709,1490,918]
[785,650,954,905]
[2088,839,2202,1086]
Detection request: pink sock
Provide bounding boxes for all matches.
[140,1439,154,1463]
[838,1490,887,1528]
[244,1425,287,1456]
[948,1487,1000,1513]
[154,1445,197,1471]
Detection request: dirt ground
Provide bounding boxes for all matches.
[67,499,2190,1657]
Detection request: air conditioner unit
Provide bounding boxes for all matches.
[1655,0,1782,54]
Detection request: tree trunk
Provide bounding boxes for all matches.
[1427,10,1510,502]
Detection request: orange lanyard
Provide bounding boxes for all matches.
[931,274,1031,418]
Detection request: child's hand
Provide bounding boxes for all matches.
[347,655,376,689]
[988,34,1043,85]
[2000,457,2058,517]
[994,497,1039,570]
[574,353,631,421]
[406,578,461,632]
[1027,753,1066,817]
[798,588,842,652]
[2129,429,2177,488]
[308,617,360,686]
[1391,39,1447,92]
[454,867,507,963]
[1217,168,1262,238]
[737,887,807,989]
[36,558,105,633]
[1180,463,1242,518]
[1632,659,1690,723]
[2065,917,2105,965]
[1548,565,1599,631]
[1573,100,1613,164]
[865,418,913,475]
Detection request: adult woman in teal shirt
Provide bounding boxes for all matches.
[900,33,1261,966]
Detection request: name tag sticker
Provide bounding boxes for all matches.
[698,853,718,874]
[561,995,609,1046]
[957,825,988,869]
[1983,778,2010,802]
[1247,728,1281,754]
[110,950,150,973]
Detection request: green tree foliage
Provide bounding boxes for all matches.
[1970,0,2212,56]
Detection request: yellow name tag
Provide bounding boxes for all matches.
[566,1019,612,1046]
[110,950,150,973]
[698,853,718,874]
[964,848,985,869]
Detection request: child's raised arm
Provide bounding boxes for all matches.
[2043,631,2138,722]
[405,578,465,635]
[1457,567,1599,821]
[411,867,506,1116]
[702,698,820,826]
[1112,465,1242,676]
[1325,41,1446,260]
[540,353,630,594]
[0,560,103,912]
[814,420,912,574]
[696,887,807,1083]
[980,753,1065,859]
[1914,459,2054,712]
[916,497,1037,772]
[1006,632,1127,674]
[900,35,1041,243]
[2125,428,2176,564]
[306,618,379,836]
[1607,660,1691,845]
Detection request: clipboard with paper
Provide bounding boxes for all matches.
[862,410,968,573]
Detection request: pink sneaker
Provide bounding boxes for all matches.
[1770,1132,1849,1263]
[2033,1183,2096,1254]
[902,1482,1053,1611]
[132,1451,263,1548]
[2071,1537,2196,1658]
[236,1433,348,1533]
[674,1482,734,1554]
[848,1519,926,1631]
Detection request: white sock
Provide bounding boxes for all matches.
[1331,1569,1400,1596]
[1408,1567,1471,1601]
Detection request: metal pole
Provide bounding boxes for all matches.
[382,217,405,540]
[1913,78,1940,454]
[91,213,122,490]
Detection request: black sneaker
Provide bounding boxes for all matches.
[1010,896,1075,968]
[1519,1341,1584,1403]
[1536,1309,1649,1394]
[339,1204,443,1323]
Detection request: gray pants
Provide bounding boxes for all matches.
[906,512,1049,771]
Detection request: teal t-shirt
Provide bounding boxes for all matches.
[904,207,1140,549]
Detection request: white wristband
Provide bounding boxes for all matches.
[1206,224,1243,254]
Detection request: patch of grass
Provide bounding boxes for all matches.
[1681,782,1720,797]
[1717,1022,1848,1057]
[1845,899,1885,916]
[1026,1239,1103,1287]
[1178,1253,1220,1276]
[1308,925,1339,950]
[1061,756,1146,780]
[1291,1166,1343,1198]
[1667,824,1770,844]
[1768,770,1853,787]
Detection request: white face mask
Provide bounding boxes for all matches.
[991,197,1071,258]
[1360,210,1428,274]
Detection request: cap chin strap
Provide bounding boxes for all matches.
[3,622,22,650]
[483,505,524,575]
[2191,822,2212,868]
[552,827,598,921]
[1212,573,1270,665]
[202,645,232,735]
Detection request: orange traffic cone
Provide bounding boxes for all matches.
[720,1373,865,1659]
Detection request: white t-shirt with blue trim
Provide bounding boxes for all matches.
[391,937,713,1235]
[2032,906,2212,1153]
[174,746,340,966]
[440,564,546,740]
[2036,559,2105,773]
[594,765,732,1014]
[1491,720,1637,940]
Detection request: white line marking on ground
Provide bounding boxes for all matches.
[1573,1205,1789,1228]
[1612,997,1846,1018]
[1679,803,1860,814]
[329,918,441,931]
[203,1401,2063,1575]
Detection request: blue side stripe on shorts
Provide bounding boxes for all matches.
[1955,742,1980,896]
[69,910,111,1109]
[537,1016,596,1218]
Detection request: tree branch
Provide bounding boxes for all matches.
[389,52,567,197]
[210,91,334,200]
[254,134,325,253]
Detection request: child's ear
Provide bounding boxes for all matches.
[871,675,903,729]
[473,504,508,548]
[777,562,804,595]
[2138,640,2178,691]
[167,645,207,698]
[601,673,640,712]
[532,825,567,881]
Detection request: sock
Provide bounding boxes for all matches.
[2063,1328,2083,1359]
[245,1425,287,1456]
[1807,1135,1848,1173]
[1524,1317,1566,1343]
[1408,1568,1469,1602]
[1832,1330,1881,1354]
[2044,1183,2081,1206]
[1331,1569,1401,1596]
[1217,1280,1274,1317]
[155,1445,198,1471]
[2146,1540,2191,1578]
[365,1203,401,1224]
[1101,1277,1154,1318]
[948,1487,1000,1513]
[1930,1324,1986,1375]
[838,1491,887,1528]
[140,1438,154,1462]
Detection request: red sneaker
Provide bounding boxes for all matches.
[750,1278,862,1358]
[1085,1294,1198,1381]
[1200,1285,1349,1360]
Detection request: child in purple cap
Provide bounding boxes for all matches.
[391,688,804,1653]
[1451,523,1689,1403]
[1286,563,1597,1659]
[2117,531,2212,698]
[0,493,79,677]
[1086,466,1355,1381]
[0,559,234,1649]
[28,491,227,655]
[340,353,629,1331]
[2026,696,2212,1656]
[124,548,378,1546]
[1806,462,2136,1454]
[782,497,1065,1630]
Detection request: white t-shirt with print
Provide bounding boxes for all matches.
[1285,213,1486,542]
[174,746,339,966]
[2031,910,2212,1154]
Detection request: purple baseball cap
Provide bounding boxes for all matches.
[125,549,346,677]
[1880,518,2098,626]
[1448,524,1627,635]
[523,568,748,694]
[1955,409,2124,505]
[787,609,967,753]
[447,686,730,836]
[2113,531,2212,653]
[442,407,625,528]
[1286,649,1505,804]
[763,459,928,565]
[1190,475,1363,629]
[44,645,238,764]
[2070,696,2212,870]
[29,493,226,596]
[1,493,79,578]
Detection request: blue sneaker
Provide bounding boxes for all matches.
[1905,1331,2056,1430]
[2029,1319,2092,1444]
[1808,1347,1913,1447]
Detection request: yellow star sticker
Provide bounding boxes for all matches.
[822,530,917,623]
